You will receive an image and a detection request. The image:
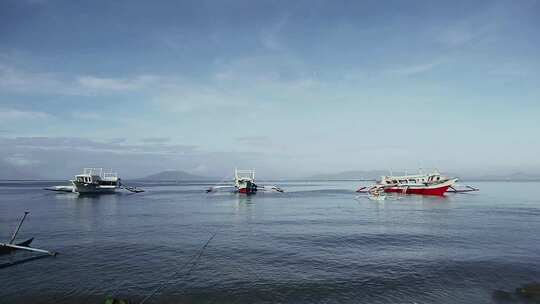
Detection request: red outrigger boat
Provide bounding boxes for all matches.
[356,170,478,196]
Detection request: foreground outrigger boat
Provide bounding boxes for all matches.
[356,170,478,196]
[0,212,57,265]
[206,169,284,194]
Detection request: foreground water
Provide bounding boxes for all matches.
[1,180,539,303]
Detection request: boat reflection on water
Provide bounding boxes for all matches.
[234,193,256,217]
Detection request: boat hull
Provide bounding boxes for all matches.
[384,185,450,196]
[236,179,258,194]
[72,181,118,194]
[238,187,257,194]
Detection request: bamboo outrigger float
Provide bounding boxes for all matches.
[0,212,57,267]
[447,185,479,193]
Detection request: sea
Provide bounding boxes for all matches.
[1,180,539,304]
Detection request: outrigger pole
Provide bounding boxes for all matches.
[447,185,479,193]
[9,211,28,244]
[0,242,57,256]
[0,212,57,256]
[122,185,145,193]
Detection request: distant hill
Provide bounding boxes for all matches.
[138,170,214,181]
[307,170,401,180]
[467,172,540,181]
[307,170,471,180]
[308,170,540,181]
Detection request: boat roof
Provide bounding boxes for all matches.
[382,172,441,180]
[235,169,255,179]
[76,168,118,178]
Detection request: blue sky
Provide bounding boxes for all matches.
[1,0,539,179]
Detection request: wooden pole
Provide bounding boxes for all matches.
[9,211,29,244]
[0,243,57,256]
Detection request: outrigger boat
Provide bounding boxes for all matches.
[45,168,144,194]
[0,212,57,261]
[356,170,478,196]
[206,169,284,194]
[71,168,122,194]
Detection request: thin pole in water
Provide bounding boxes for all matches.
[9,211,29,244]
[139,231,218,304]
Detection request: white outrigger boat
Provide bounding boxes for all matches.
[46,168,143,194]
[206,169,284,194]
[72,168,121,194]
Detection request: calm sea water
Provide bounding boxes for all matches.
[1,180,540,304]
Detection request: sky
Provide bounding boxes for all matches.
[1,0,539,179]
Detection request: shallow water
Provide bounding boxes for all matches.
[1,180,539,303]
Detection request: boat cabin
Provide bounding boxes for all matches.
[380,171,447,186]
[74,168,120,186]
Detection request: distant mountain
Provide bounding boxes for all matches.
[467,172,540,181]
[308,170,540,181]
[307,170,472,181]
[138,170,214,181]
[307,170,401,180]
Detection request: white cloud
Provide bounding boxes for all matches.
[383,61,444,77]
[342,61,444,81]
[436,23,479,47]
[76,75,158,91]
[140,137,171,143]
[260,14,289,51]
[70,111,104,120]
[235,136,270,145]
[432,1,523,48]
[0,64,69,94]
[488,62,531,78]
[0,63,160,95]
[153,84,250,113]
[0,108,51,120]
[0,136,198,156]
